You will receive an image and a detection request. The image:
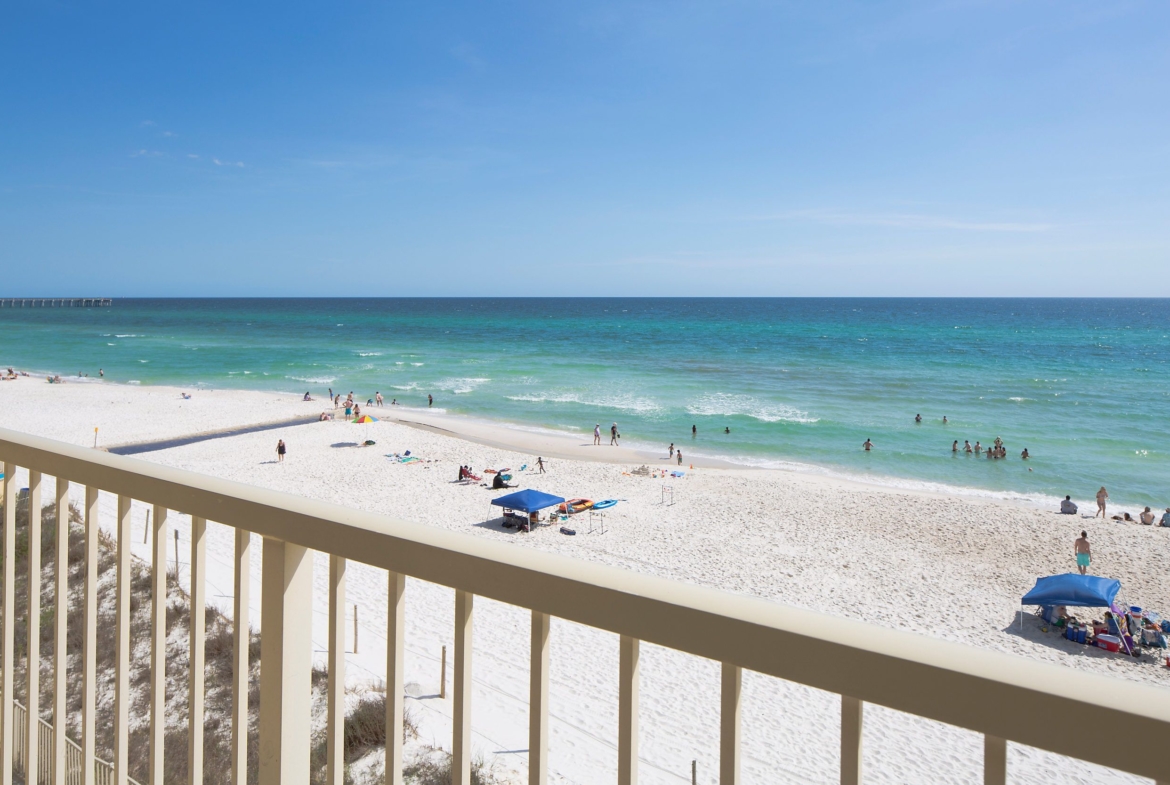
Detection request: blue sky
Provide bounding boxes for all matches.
[2,1,1168,296]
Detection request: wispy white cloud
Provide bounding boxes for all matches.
[161,130,177,138]
[212,158,245,168]
[131,149,164,158]
[187,153,200,159]
[140,120,156,127]
[750,208,1052,233]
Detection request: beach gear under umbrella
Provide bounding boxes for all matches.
[352,414,379,443]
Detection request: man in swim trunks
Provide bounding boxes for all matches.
[1140,507,1155,525]
[862,439,873,451]
[1074,531,1091,575]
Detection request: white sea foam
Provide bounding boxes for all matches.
[128,380,141,385]
[357,352,382,357]
[114,334,142,338]
[685,393,818,423]
[410,362,424,366]
[288,376,337,384]
[436,377,490,394]
[505,391,662,414]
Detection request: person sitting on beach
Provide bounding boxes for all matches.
[1161,508,1170,527]
[964,440,972,453]
[319,411,332,421]
[1111,512,1135,522]
[392,398,398,405]
[1140,507,1155,525]
[303,392,312,401]
[492,472,515,490]
[1060,496,1078,514]
[182,392,192,400]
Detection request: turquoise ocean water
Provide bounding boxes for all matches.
[2,298,1168,509]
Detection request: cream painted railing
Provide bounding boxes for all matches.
[1,427,1169,785]
[11,700,143,785]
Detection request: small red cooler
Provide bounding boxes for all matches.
[1096,634,1121,653]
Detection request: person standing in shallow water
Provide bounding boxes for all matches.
[428,394,433,407]
[1096,487,1109,519]
[862,439,873,451]
[276,439,286,463]
[668,443,674,459]
[692,424,697,437]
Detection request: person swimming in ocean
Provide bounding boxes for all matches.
[964,440,972,453]
[942,415,948,424]
[952,440,958,452]
[1020,448,1029,459]
[724,427,730,434]
[974,441,981,455]
[862,439,873,451]
[915,414,922,423]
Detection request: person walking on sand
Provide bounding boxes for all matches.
[537,456,546,474]
[594,424,601,446]
[669,443,674,459]
[677,449,683,466]
[610,422,619,446]
[1074,531,1091,575]
[276,439,286,463]
[862,439,873,451]
[1096,487,1109,519]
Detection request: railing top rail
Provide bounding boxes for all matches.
[3,427,1168,781]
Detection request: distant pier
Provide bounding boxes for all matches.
[0,298,113,307]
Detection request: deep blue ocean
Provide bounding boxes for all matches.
[3,298,1168,508]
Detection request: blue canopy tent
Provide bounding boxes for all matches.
[1021,574,1121,608]
[490,489,566,513]
[1019,573,1122,632]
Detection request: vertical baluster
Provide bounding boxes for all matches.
[81,487,99,785]
[2,462,16,785]
[149,507,168,785]
[617,635,639,785]
[231,529,251,785]
[27,472,42,785]
[114,497,132,785]
[452,591,473,785]
[258,538,312,785]
[385,573,405,785]
[720,663,741,785]
[529,612,550,785]
[326,556,345,785]
[188,518,206,785]
[840,696,863,785]
[51,480,68,785]
[984,735,1006,785]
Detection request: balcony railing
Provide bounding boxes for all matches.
[1,426,1168,785]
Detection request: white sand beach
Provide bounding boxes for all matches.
[1,376,1167,784]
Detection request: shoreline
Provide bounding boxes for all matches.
[0,370,1149,514]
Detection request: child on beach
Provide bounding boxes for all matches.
[277,440,286,462]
